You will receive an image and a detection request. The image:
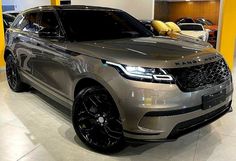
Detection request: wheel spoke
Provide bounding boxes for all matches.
[82,101,97,118]
[77,111,96,133]
[104,125,122,140]
[88,95,102,107]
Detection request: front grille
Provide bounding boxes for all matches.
[167,59,231,92]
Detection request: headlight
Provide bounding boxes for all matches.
[104,61,174,83]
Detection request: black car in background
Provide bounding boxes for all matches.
[196,18,214,26]
[176,17,195,24]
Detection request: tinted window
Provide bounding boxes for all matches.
[195,20,204,25]
[59,10,152,41]
[12,14,24,28]
[179,25,203,31]
[17,12,40,33]
[196,19,213,26]
[178,18,194,24]
[38,11,60,34]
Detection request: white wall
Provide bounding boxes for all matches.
[71,0,155,20]
[2,0,50,12]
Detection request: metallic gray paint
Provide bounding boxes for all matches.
[5,7,233,142]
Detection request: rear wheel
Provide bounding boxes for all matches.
[6,54,30,92]
[72,86,126,153]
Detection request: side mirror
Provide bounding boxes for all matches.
[38,27,64,39]
[144,24,153,31]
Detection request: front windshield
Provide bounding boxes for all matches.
[58,10,153,42]
[179,25,203,31]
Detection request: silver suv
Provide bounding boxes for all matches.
[4,6,233,153]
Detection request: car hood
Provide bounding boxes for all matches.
[58,36,220,68]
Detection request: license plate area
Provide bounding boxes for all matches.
[202,89,227,110]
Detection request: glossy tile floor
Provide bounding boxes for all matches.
[0,67,236,161]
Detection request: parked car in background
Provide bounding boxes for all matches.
[178,23,209,41]
[195,18,218,48]
[176,17,195,24]
[3,13,15,32]
[195,18,218,31]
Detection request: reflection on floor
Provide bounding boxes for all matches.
[0,67,236,161]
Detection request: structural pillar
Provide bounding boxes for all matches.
[218,0,236,70]
[0,0,5,68]
[51,0,60,6]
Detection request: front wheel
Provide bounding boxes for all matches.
[72,86,126,153]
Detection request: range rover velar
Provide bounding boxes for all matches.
[4,5,233,153]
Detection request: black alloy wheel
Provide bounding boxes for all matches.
[6,54,29,92]
[72,86,125,153]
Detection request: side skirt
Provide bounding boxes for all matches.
[20,70,73,110]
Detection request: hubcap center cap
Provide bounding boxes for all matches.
[98,117,105,123]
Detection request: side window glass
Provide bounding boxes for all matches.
[22,13,39,33]
[16,15,28,29]
[21,12,40,33]
[39,12,60,35]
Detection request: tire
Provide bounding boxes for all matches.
[6,54,30,92]
[72,86,126,153]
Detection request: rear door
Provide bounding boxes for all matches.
[11,11,41,75]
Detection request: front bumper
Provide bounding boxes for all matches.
[167,102,232,140]
[103,68,233,141]
[124,100,232,141]
[125,102,232,143]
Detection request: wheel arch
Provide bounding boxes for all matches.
[73,76,125,122]
[74,77,102,98]
[4,47,14,61]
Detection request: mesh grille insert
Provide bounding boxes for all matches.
[167,59,231,92]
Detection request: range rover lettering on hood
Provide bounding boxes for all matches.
[175,54,220,66]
